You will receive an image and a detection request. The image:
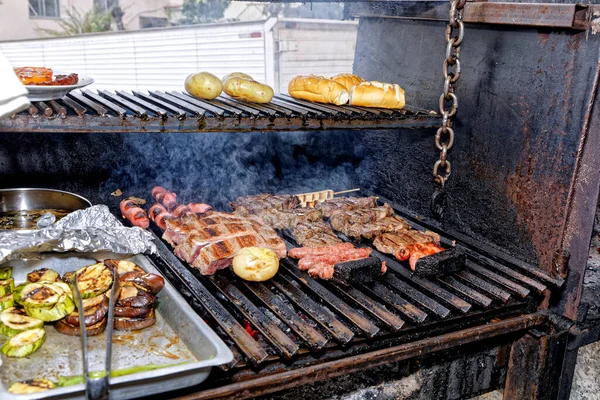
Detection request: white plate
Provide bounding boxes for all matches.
[24,74,94,101]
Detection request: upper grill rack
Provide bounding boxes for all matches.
[1,90,440,133]
[148,201,560,371]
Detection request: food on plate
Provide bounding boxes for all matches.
[222,72,253,83]
[349,81,406,109]
[0,294,14,311]
[119,270,165,294]
[104,259,145,275]
[55,316,108,336]
[8,379,56,394]
[0,266,13,279]
[120,199,150,229]
[0,277,14,297]
[20,282,75,321]
[63,295,108,327]
[331,73,365,91]
[114,308,156,331]
[1,327,45,358]
[288,75,349,106]
[223,76,274,104]
[74,262,114,299]
[184,72,223,100]
[163,211,286,275]
[14,67,79,86]
[232,246,279,281]
[0,307,44,336]
[26,268,60,283]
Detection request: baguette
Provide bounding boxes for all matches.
[288,75,349,106]
[331,73,365,91]
[349,81,405,109]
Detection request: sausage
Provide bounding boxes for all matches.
[154,211,172,230]
[148,203,167,221]
[187,203,213,214]
[161,192,177,211]
[172,204,192,218]
[152,186,168,198]
[119,199,149,229]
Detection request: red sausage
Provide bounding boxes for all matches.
[152,186,168,198]
[161,192,177,211]
[172,204,192,218]
[187,203,213,214]
[148,203,167,221]
[119,199,149,229]
[155,212,172,230]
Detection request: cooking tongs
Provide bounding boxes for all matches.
[72,267,120,400]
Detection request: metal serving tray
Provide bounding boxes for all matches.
[0,252,233,399]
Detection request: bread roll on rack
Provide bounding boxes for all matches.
[331,74,365,91]
[288,75,349,106]
[349,81,406,109]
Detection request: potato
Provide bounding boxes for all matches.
[232,247,279,282]
[224,77,274,104]
[184,72,222,100]
[222,72,253,83]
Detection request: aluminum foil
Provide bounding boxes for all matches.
[0,205,157,263]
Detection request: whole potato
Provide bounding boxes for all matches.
[224,77,274,104]
[184,72,223,100]
[222,72,253,83]
[232,247,279,282]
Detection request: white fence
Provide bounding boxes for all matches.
[0,18,358,93]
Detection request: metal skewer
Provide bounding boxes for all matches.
[73,266,120,400]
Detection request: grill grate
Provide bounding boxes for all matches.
[2,89,440,133]
[148,198,558,370]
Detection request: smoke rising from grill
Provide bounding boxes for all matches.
[99,130,366,209]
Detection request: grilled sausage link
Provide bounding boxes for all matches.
[119,199,149,229]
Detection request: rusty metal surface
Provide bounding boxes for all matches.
[0,90,440,133]
[175,313,547,400]
[346,2,591,30]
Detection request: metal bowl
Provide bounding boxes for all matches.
[0,188,91,213]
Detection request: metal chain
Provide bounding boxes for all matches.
[433,0,465,188]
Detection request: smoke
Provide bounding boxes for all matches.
[98,129,366,210]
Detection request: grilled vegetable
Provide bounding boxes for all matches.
[55,316,107,336]
[24,292,75,322]
[0,307,43,336]
[13,283,26,306]
[117,283,156,308]
[232,247,279,281]
[184,72,223,100]
[114,308,156,331]
[120,271,165,294]
[27,268,60,283]
[104,259,144,275]
[62,271,75,284]
[0,266,13,279]
[0,293,14,311]
[19,282,75,321]
[75,263,113,299]
[223,77,274,104]
[8,379,56,394]
[64,296,108,327]
[1,327,45,357]
[0,277,14,297]
[20,282,61,306]
[77,293,106,310]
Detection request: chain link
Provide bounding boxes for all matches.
[433,0,465,188]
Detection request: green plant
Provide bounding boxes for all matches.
[180,0,230,25]
[37,7,113,36]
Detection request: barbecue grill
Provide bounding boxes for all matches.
[1,0,600,399]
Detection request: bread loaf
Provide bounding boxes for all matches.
[331,73,365,91]
[288,75,349,106]
[349,81,405,109]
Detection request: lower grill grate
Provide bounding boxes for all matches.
[147,198,559,372]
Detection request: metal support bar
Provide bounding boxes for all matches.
[346,2,592,30]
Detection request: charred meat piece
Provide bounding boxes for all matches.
[288,242,355,259]
[407,243,445,270]
[342,215,411,240]
[35,73,79,86]
[315,196,378,217]
[373,231,443,269]
[229,193,300,216]
[258,207,323,229]
[291,220,342,247]
[297,247,373,280]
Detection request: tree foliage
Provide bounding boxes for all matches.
[37,7,113,36]
[263,3,344,20]
[180,0,231,25]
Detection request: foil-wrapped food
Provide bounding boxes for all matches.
[0,205,157,263]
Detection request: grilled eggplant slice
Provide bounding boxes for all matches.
[64,296,108,327]
[55,316,107,336]
[0,266,13,280]
[0,293,14,311]
[1,327,45,357]
[117,283,156,308]
[120,271,165,295]
[8,379,56,394]
[75,263,113,299]
[77,293,106,310]
[0,307,43,336]
[27,268,60,283]
[104,259,144,275]
[0,277,14,297]
[114,308,156,331]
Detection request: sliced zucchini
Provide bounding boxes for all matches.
[27,268,60,283]
[8,379,56,394]
[0,293,14,311]
[1,327,45,357]
[49,281,72,296]
[13,283,26,306]
[75,263,113,299]
[25,293,75,322]
[0,307,44,336]
[20,283,61,306]
[0,278,14,297]
[62,271,75,285]
[0,266,13,280]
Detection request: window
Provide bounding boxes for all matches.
[94,0,118,12]
[29,0,60,18]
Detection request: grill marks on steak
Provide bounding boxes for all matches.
[316,196,378,217]
[329,204,411,239]
[253,207,323,230]
[291,220,342,247]
[229,193,300,216]
[290,244,373,280]
[163,211,286,275]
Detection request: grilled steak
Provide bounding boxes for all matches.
[372,231,441,256]
[297,248,373,280]
[315,196,378,217]
[255,207,323,229]
[163,211,286,275]
[229,193,300,216]
[288,243,355,259]
[291,220,342,247]
[329,204,409,239]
